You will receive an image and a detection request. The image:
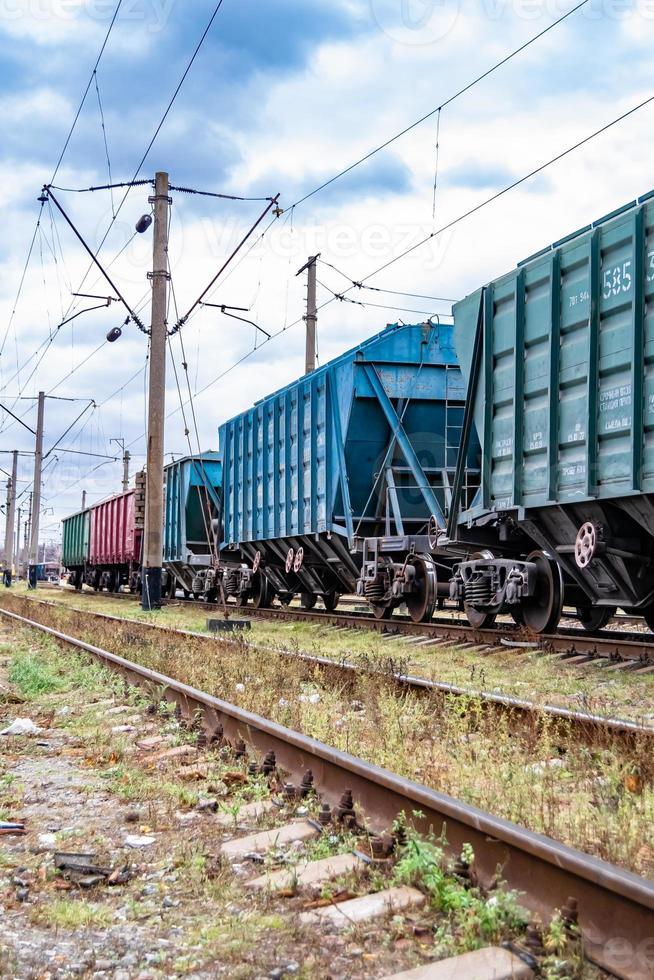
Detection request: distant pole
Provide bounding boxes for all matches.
[296,254,320,374]
[81,490,87,510]
[111,438,130,492]
[29,391,45,576]
[15,507,21,573]
[142,171,170,611]
[3,466,12,560]
[24,501,31,580]
[3,450,17,578]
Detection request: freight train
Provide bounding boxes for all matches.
[62,320,481,621]
[61,189,654,634]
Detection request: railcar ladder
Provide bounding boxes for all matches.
[443,366,463,515]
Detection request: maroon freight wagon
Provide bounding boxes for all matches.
[85,477,145,592]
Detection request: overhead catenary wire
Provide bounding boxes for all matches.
[291,0,590,209]
[317,279,446,318]
[340,92,654,292]
[12,0,230,410]
[50,0,124,185]
[31,0,586,440]
[0,200,45,366]
[93,70,116,218]
[172,193,280,333]
[147,88,654,434]
[318,258,456,302]
[0,0,123,383]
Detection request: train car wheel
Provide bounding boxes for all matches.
[252,575,271,609]
[577,605,615,631]
[371,602,392,620]
[464,605,497,628]
[322,592,340,612]
[642,606,654,632]
[300,592,316,610]
[522,550,563,634]
[405,554,437,624]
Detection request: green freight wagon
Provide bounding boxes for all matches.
[447,189,654,633]
[61,508,90,589]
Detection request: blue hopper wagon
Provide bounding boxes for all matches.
[219,320,480,621]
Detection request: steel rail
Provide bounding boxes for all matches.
[16,594,654,742]
[1,604,653,979]
[40,584,654,663]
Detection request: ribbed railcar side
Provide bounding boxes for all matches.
[449,189,654,632]
[85,489,142,591]
[162,453,222,596]
[61,509,90,588]
[218,321,479,617]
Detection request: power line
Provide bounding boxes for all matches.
[291,0,590,209]
[172,193,280,333]
[318,258,456,302]
[316,280,442,317]
[157,88,654,425]
[347,92,654,290]
[0,201,45,364]
[93,70,116,218]
[10,1,230,412]
[0,0,123,387]
[50,0,124,184]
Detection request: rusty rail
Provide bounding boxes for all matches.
[16,593,654,743]
[41,582,654,665]
[1,604,653,978]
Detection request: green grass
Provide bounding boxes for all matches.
[4,591,654,879]
[7,650,66,697]
[22,582,654,723]
[36,898,112,929]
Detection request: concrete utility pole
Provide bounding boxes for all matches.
[3,450,18,578]
[112,439,130,492]
[122,450,130,492]
[81,490,87,510]
[296,254,320,374]
[29,392,44,577]
[15,507,20,573]
[24,499,31,581]
[142,171,170,611]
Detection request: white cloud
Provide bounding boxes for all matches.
[2,1,654,528]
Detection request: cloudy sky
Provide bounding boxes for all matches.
[1,0,653,545]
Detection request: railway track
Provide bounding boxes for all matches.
[1,602,653,979]
[16,592,654,745]
[42,583,654,669]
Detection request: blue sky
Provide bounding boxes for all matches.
[1,0,654,540]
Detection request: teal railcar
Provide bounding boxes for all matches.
[163,452,222,597]
[447,189,654,633]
